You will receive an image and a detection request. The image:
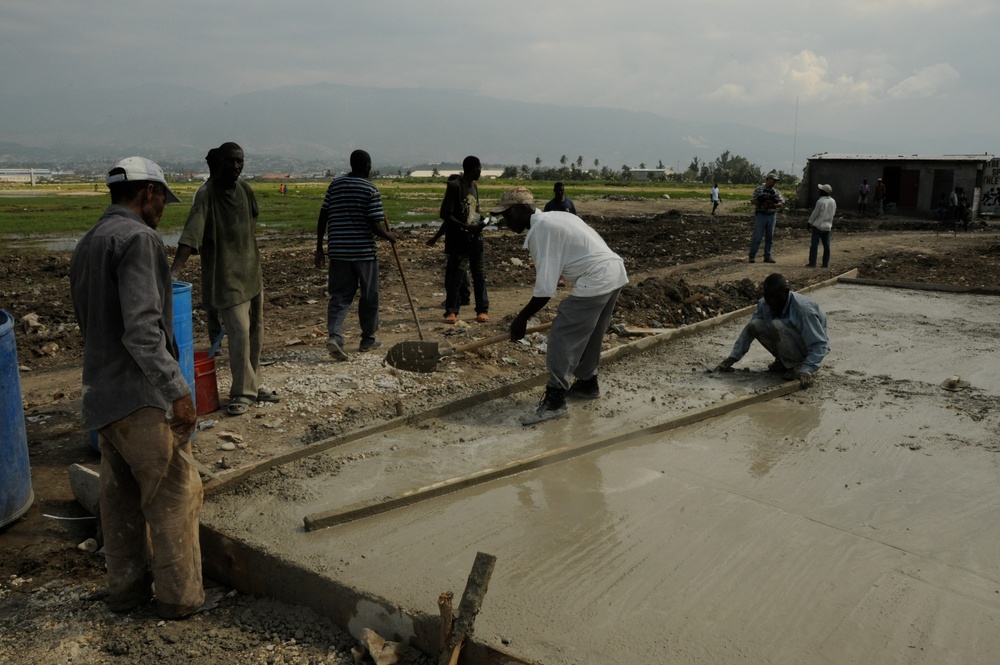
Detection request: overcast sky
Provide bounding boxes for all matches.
[4,0,998,152]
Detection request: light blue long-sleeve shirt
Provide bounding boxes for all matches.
[729,291,830,374]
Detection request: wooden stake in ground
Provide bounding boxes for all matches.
[440,552,496,665]
[438,592,454,653]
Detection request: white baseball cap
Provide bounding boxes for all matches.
[489,187,535,214]
[818,184,833,194]
[106,156,180,203]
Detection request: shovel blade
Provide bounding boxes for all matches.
[384,340,450,373]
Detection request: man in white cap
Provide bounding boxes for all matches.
[491,187,628,425]
[807,184,836,268]
[70,157,214,619]
[748,172,784,263]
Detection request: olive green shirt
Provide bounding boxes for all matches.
[179,180,262,310]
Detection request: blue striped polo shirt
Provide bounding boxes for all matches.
[320,175,384,261]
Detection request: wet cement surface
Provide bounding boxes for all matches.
[203,284,1000,664]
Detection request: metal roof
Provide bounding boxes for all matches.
[809,152,993,162]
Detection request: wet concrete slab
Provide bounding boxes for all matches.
[202,283,1000,664]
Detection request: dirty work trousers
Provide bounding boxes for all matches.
[219,292,263,402]
[327,258,380,348]
[808,229,831,268]
[545,288,622,391]
[98,407,204,618]
[749,212,777,260]
[747,318,807,370]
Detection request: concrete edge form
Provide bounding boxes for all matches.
[199,524,537,665]
[838,276,1000,295]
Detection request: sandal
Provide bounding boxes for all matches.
[256,387,281,403]
[226,399,251,417]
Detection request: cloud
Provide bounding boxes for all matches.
[705,50,879,106]
[887,64,960,99]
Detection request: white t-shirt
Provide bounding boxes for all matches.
[523,209,628,298]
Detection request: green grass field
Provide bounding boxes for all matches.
[0,180,759,236]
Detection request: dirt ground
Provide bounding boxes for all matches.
[2,195,998,664]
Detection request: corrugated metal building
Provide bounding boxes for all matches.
[796,153,997,218]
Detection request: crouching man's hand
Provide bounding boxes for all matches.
[716,357,737,373]
[798,372,814,389]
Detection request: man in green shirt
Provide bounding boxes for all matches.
[172,142,277,416]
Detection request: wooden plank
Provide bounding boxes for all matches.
[839,276,1000,296]
[303,381,801,531]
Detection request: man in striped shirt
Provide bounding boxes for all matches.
[314,150,397,360]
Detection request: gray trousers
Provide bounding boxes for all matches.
[219,292,264,401]
[327,258,380,347]
[98,407,204,618]
[546,288,621,391]
[748,318,807,369]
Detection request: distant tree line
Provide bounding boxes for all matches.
[497,150,798,186]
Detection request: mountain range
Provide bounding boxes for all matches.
[1,83,995,175]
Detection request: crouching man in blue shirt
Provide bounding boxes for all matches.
[715,273,829,388]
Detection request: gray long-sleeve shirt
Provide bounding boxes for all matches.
[70,205,191,430]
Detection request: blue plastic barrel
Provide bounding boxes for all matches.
[1,310,34,528]
[172,281,197,414]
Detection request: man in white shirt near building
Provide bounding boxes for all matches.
[491,187,629,425]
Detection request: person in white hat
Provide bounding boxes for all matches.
[748,172,785,263]
[807,184,836,268]
[70,157,215,619]
[491,187,628,425]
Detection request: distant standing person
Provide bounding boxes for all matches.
[544,181,578,215]
[710,183,721,216]
[858,178,870,216]
[957,186,970,231]
[172,142,277,417]
[427,174,470,308]
[439,155,489,324]
[874,178,886,217]
[748,172,784,263]
[715,273,829,389]
[806,184,836,268]
[491,187,628,425]
[314,149,397,360]
[70,157,210,619]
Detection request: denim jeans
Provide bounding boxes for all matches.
[749,213,776,259]
[808,229,830,267]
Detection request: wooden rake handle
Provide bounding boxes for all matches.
[385,214,424,341]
